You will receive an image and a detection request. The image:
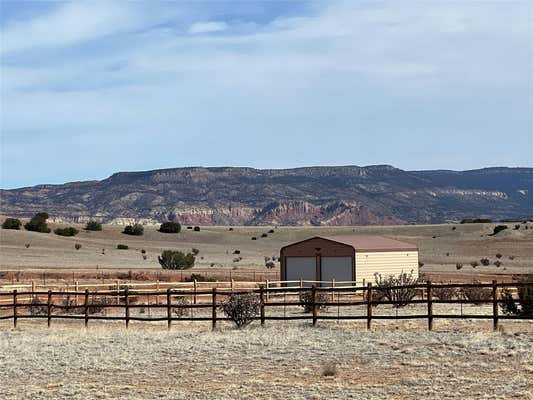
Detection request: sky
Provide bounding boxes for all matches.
[1,0,532,189]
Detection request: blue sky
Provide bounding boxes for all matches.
[1,0,532,189]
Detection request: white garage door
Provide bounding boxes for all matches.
[285,257,316,286]
[321,257,353,284]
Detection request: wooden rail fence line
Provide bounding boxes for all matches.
[1,281,531,331]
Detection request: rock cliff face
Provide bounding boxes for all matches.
[1,165,532,225]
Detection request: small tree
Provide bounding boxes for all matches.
[54,227,79,236]
[2,218,21,230]
[85,220,102,231]
[220,293,260,329]
[24,212,51,233]
[158,250,195,270]
[159,221,181,233]
[373,270,420,308]
[123,224,144,236]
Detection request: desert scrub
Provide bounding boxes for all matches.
[432,284,458,301]
[85,220,102,231]
[299,290,329,313]
[2,217,21,230]
[54,227,79,236]
[461,280,492,305]
[220,293,260,329]
[373,270,420,308]
[122,223,144,236]
[158,250,195,270]
[171,296,190,317]
[183,273,216,282]
[117,244,129,250]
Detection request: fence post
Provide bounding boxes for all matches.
[299,278,303,288]
[47,290,52,328]
[166,289,171,330]
[331,279,335,302]
[312,285,318,327]
[125,287,130,329]
[84,289,89,328]
[212,288,217,330]
[260,286,265,326]
[427,281,433,331]
[366,283,372,330]
[266,279,270,302]
[492,280,499,331]
[156,280,160,305]
[231,279,234,293]
[116,280,120,305]
[31,280,35,294]
[193,279,197,305]
[75,281,79,306]
[13,290,17,328]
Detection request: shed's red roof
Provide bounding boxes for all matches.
[323,235,418,252]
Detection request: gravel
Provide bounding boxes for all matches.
[1,320,532,400]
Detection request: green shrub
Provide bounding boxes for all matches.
[193,226,200,232]
[54,227,79,236]
[159,221,181,233]
[75,243,82,250]
[220,293,260,329]
[158,250,195,270]
[24,212,51,233]
[117,244,129,250]
[123,224,144,236]
[85,220,102,231]
[2,218,21,230]
[480,258,490,266]
[183,273,216,282]
[191,248,200,255]
[491,225,508,235]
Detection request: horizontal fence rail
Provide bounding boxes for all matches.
[0,281,531,331]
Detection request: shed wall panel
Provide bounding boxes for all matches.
[355,251,419,284]
[320,257,353,283]
[285,257,316,286]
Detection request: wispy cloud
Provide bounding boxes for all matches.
[188,21,228,34]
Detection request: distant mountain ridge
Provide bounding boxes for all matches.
[1,165,532,225]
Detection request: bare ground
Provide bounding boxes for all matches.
[1,319,532,400]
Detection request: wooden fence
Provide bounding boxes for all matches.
[0,281,531,331]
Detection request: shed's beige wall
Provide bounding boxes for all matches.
[355,251,419,284]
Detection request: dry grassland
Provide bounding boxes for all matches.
[1,318,532,400]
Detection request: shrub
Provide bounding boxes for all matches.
[191,248,200,255]
[141,249,146,254]
[451,226,456,231]
[491,225,508,235]
[233,257,240,263]
[24,212,51,233]
[54,227,79,236]
[187,226,193,230]
[299,290,329,313]
[268,229,275,234]
[265,261,276,269]
[461,280,492,305]
[193,226,200,232]
[251,237,257,240]
[433,284,458,300]
[261,233,268,238]
[514,224,520,230]
[28,295,47,316]
[142,254,147,260]
[158,250,195,270]
[470,261,479,268]
[2,218,21,230]
[233,250,241,254]
[494,260,502,268]
[25,243,30,248]
[509,256,515,260]
[500,274,533,317]
[456,263,463,270]
[418,262,424,268]
[123,224,144,236]
[373,270,420,308]
[229,227,234,231]
[480,258,490,266]
[171,296,190,317]
[183,273,216,282]
[117,244,129,250]
[75,243,82,250]
[321,363,337,377]
[85,220,102,231]
[159,221,181,233]
[495,253,502,259]
[220,293,260,329]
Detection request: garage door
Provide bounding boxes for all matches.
[321,257,353,284]
[285,257,316,286]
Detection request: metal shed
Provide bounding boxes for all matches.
[280,236,419,286]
